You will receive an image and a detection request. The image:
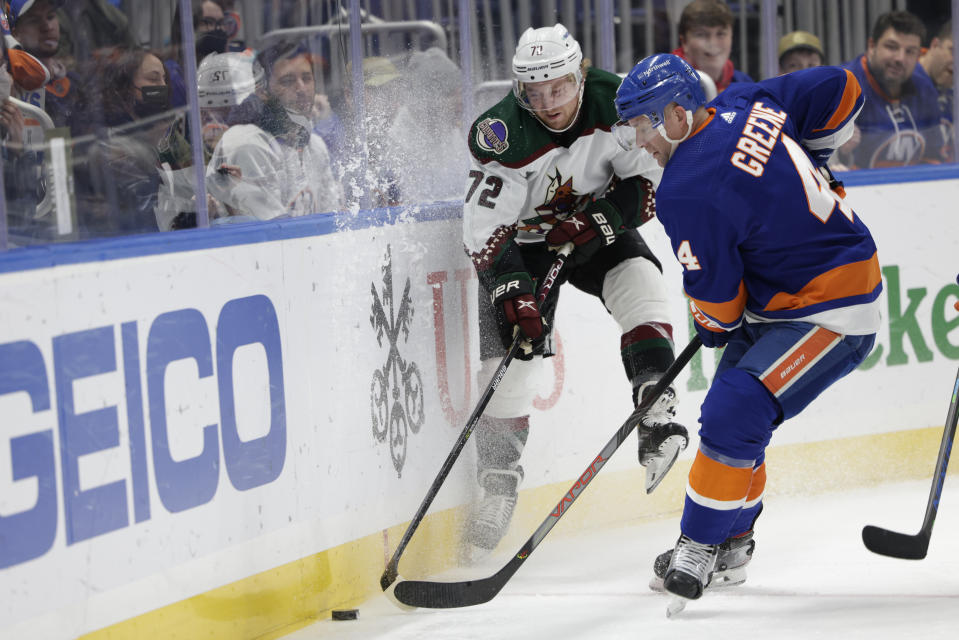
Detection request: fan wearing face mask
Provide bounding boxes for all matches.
[71,47,173,237]
[166,0,245,109]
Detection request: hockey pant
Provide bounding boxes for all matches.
[681,320,876,544]
[475,229,674,470]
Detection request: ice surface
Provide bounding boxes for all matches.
[288,479,959,639]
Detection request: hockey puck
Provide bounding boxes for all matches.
[331,609,359,621]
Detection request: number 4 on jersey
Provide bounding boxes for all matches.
[781,134,854,224]
[676,240,701,271]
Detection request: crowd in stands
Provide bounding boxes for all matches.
[0,0,954,246]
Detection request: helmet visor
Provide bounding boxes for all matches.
[612,116,661,151]
[513,74,581,113]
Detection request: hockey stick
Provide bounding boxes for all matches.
[381,243,574,596]
[862,352,959,559]
[391,335,703,608]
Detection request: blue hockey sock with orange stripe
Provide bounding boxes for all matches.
[681,368,779,543]
[681,446,756,543]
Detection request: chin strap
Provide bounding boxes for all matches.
[657,109,695,156]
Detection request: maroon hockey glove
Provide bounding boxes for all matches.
[491,271,543,342]
[545,201,624,263]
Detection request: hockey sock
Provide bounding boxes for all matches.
[620,322,674,405]
[680,446,756,544]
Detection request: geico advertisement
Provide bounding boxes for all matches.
[0,221,476,635]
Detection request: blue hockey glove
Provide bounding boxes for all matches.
[694,321,733,348]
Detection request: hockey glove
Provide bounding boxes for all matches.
[491,271,544,347]
[694,321,733,348]
[545,200,623,263]
[690,301,736,348]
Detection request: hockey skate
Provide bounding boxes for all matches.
[635,383,689,493]
[658,534,719,617]
[461,467,523,564]
[650,530,755,593]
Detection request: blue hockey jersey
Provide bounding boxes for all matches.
[841,55,945,168]
[656,66,882,337]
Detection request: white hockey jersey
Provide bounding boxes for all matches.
[206,123,341,219]
[463,67,661,259]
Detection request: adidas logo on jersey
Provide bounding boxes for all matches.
[720,111,737,124]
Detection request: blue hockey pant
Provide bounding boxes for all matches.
[681,320,875,544]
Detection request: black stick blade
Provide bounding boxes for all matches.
[392,577,502,609]
[861,525,930,560]
[392,556,522,609]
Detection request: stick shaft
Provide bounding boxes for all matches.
[393,335,702,608]
[381,245,572,589]
[920,366,959,533]
[862,363,959,559]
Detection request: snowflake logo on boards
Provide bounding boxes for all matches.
[370,246,425,477]
[522,168,590,234]
[720,111,736,124]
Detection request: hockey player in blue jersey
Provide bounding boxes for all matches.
[614,55,882,611]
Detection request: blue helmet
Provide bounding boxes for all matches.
[615,54,706,127]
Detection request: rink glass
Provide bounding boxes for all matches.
[0,0,954,251]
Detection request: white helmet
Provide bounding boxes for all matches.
[197,51,265,109]
[511,24,585,132]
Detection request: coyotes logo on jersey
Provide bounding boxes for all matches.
[520,168,591,235]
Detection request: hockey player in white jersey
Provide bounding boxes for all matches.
[460,24,689,559]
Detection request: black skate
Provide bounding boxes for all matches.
[664,535,717,598]
[635,383,689,493]
[650,530,755,592]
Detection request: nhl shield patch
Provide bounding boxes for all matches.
[476,118,509,154]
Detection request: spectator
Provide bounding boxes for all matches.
[672,0,752,93]
[205,41,341,220]
[778,30,824,75]
[72,48,171,237]
[918,20,954,162]
[841,10,946,168]
[166,0,234,108]
[387,47,467,204]
[0,46,45,244]
[56,0,138,70]
[5,0,82,134]
[156,50,263,231]
[211,0,245,52]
